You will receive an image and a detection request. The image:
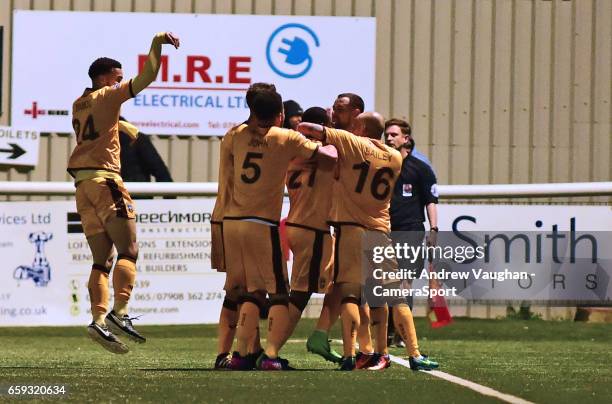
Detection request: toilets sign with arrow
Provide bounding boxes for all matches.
[0,126,40,167]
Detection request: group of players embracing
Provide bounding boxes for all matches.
[211,84,439,371]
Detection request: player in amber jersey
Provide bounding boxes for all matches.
[305,94,365,364]
[276,107,338,349]
[221,89,337,370]
[67,32,180,355]
[211,123,244,368]
[298,112,439,371]
[212,83,277,370]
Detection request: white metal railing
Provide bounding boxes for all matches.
[0,181,611,198]
[0,181,218,196]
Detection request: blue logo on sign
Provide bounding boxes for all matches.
[14,232,53,287]
[266,23,320,79]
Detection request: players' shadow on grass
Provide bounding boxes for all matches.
[0,366,106,370]
[140,368,331,372]
[139,368,216,372]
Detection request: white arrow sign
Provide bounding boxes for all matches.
[0,126,40,167]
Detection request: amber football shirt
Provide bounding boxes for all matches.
[324,128,402,233]
[224,125,319,223]
[67,80,134,177]
[285,143,335,231]
[212,124,246,223]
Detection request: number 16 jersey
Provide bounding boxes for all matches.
[324,128,403,233]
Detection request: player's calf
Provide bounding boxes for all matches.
[338,283,362,358]
[217,293,239,356]
[264,293,290,359]
[105,253,146,343]
[236,291,266,356]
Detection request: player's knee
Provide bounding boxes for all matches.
[405,295,414,311]
[91,263,110,276]
[289,291,312,312]
[104,254,116,271]
[223,289,240,311]
[240,290,267,310]
[116,240,139,262]
[370,305,388,314]
[117,249,138,263]
[369,306,388,324]
[222,297,239,311]
[391,302,410,315]
[129,243,139,260]
[338,282,362,306]
[259,297,270,319]
[269,293,289,307]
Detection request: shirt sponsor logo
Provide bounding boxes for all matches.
[402,183,413,197]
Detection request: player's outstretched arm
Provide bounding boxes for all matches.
[131,32,180,95]
[297,122,326,141]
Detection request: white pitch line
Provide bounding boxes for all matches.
[389,355,534,404]
[287,338,532,403]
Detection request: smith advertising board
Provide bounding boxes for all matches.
[0,200,609,326]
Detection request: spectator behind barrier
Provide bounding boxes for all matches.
[119,116,174,199]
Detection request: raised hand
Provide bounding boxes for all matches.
[163,32,180,49]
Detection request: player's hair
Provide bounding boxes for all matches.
[246,83,277,108]
[360,113,385,139]
[302,107,331,127]
[337,93,365,113]
[88,57,122,80]
[283,100,303,128]
[400,137,415,151]
[252,90,283,122]
[384,118,412,137]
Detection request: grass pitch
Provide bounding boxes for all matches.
[0,318,610,403]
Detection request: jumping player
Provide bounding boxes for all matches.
[68,32,180,353]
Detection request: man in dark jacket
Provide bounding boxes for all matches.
[118,118,173,199]
[119,119,173,183]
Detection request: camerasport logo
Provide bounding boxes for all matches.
[23,102,69,119]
